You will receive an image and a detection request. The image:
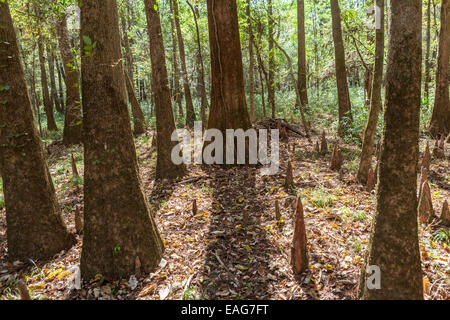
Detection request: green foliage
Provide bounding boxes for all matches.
[339,206,368,222]
[432,228,450,245]
[309,186,336,208]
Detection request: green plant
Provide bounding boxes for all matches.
[113,245,121,255]
[70,174,83,187]
[310,186,336,208]
[353,240,362,253]
[432,228,450,245]
[339,207,368,222]
[182,287,197,300]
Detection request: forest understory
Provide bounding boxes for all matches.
[1,123,448,300]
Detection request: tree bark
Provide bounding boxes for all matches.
[268,0,276,118]
[424,0,432,100]
[172,0,196,128]
[205,0,252,135]
[330,0,353,136]
[246,0,256,123]
[429,0,450,137]
[125,71,146,135]
[36,16,58,132]
[47,46,62,114]
[0,1,75,261]
[359,0,423,300]
[57,13,82,145]
[254,22,269,119]
[169,0,183,119]
[56,58,65,112]
[297,0,308,106]
[121,15,146,135]
[357,0,385,184]
[187,0,209,127]
[80,0,164,280]
[144,0,187,179]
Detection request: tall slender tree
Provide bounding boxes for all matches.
[35,6,58,132]
[169,0,183,118]
[246,0,256,122]
[268,0,276,118]
[56,60,65,112]
[205,0,252,135]
[144,0,187,179]
[359,0,423,300]
[0,1,75,260]
[172,0,196,128]
[121,11,146,135]
[297,0,308,106]
[357,0,385,184]
[57,13,82,145]
[80,0,164,279]
[429,0,450,137]
[187,0,209,126]
[47,45,62,113]
[424,0,432,100]
[330,0,353,135]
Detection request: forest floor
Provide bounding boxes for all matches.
[0,123,449,300]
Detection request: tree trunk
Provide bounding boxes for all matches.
[121,15,146,135]
[56,59,65,112]
[0,1,75,261]
[80,0,164,280]
[47,46,62,114]
[120,12,134,79]
[57,13,82,145]
[205,0,252,135]
[144,0,187,179]
[125,72,146,135]
[357,0,385,184]
[429,0,450,137]
[187,0,209,127]
[297,0,308,106]
[359,0,423,300]
[268,0,276,118]
[254,22,269,119]
[330,0,353,136]
[172,0,196,128]
[36,21,58,131]
[424,0,432,100]
[169,0,183,119]
[246,0,256,123]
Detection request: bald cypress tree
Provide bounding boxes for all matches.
[0,1,75,260]
[330,0,353,136]
[429,0,450,137]
[297,0,308,106]
[359,0,423,300]
[80,0,163,279]
[57,13,82,145]
[144,0,187,179]
[205,0,252,134]
[172,0,196,128]
[358,0,385,184]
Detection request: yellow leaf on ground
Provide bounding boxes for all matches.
[423,278,431,296]
[45,268,63,281]
[29,283,46,290]
[56,271,72,279]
